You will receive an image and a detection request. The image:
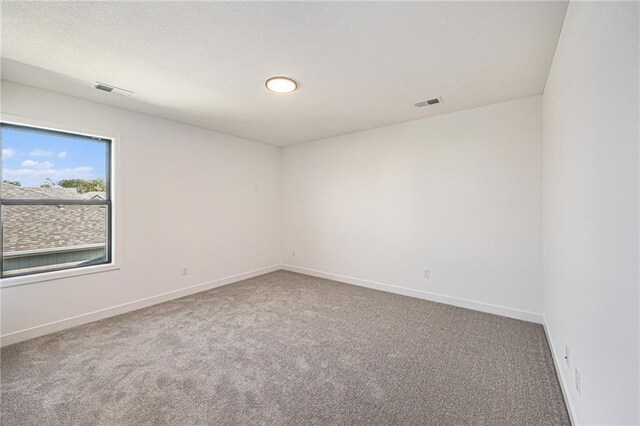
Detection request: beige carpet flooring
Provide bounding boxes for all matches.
[1,270,570,425]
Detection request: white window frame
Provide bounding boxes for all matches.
[0,113,122,288]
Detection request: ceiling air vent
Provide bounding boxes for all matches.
[94,83,113,92]
[93,82,134,97]
[414,96,443,108]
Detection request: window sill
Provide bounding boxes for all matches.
[0,263,121,288]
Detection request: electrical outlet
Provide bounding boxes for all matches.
[182,265,189,276]
[424,268,431,278]
[575,368,581,396]
[564,345,570,367]
[292,250,296,258]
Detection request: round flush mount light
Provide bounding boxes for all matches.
[265,76,298,94]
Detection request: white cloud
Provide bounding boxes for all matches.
[57,151,68,159]
[2,148,16,158]
[21,160,54,169]
[29,149,54,157]
[3,166,96,187]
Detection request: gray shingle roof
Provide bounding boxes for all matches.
[2,184,107,253]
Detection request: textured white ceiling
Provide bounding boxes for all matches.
[1,1,568,146]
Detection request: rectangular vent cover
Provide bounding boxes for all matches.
[94,84,113,92]
[414,97,443,108]
[94,82,133,97]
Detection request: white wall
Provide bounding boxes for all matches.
[1,81,282,342]
[281,96,543,320]
[542,2,639,425]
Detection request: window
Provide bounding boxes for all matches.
[1,123,112,279]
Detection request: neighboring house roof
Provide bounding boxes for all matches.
[1,183,107,253]
[85,192,106,200]
[2,184,88,200]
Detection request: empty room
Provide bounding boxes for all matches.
[0,1,638,425]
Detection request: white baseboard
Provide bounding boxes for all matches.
[1,264,543,347]
[281,264,543,324]
[0,264,281,347]
[543,319,578,425]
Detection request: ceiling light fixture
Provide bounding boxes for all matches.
[265,76,298,94]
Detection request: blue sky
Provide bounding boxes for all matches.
[1,127,107,187]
